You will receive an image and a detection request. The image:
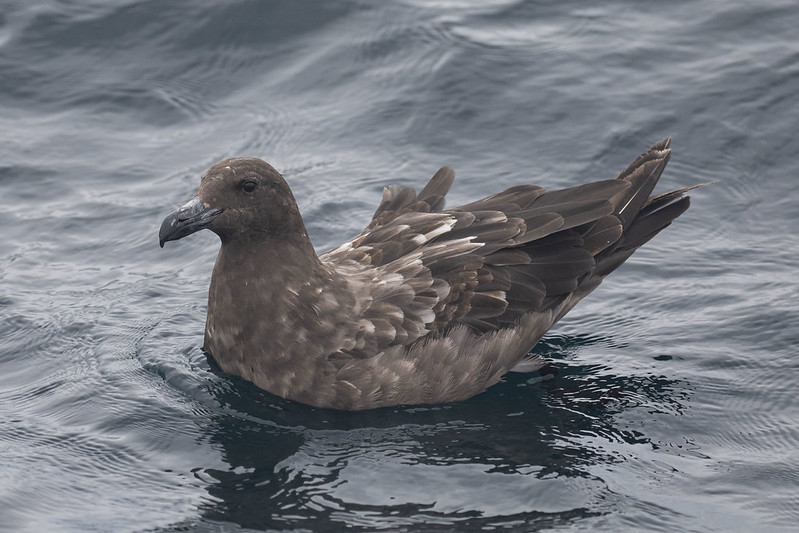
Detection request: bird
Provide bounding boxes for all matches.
[159,139,700,410]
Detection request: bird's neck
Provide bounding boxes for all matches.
[207,233,334,332]
[217,229,326,278]
[202,234,354,400]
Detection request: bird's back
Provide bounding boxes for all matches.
[307,139,698,408]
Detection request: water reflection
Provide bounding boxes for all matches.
[180,334,688,531]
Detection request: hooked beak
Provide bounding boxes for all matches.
[159,196,223,247]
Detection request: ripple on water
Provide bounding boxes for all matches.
[1,0,799,531]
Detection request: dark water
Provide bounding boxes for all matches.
[1,0,798,531]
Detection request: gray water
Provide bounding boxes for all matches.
[1,0,798,531]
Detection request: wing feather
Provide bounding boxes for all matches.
[321,139,699,362]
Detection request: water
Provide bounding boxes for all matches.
[1,0,798,531]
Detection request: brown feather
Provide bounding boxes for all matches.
[166,141,702,410]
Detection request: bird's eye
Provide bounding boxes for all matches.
[242,179,258,193]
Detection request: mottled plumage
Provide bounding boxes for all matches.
[159,139,699,410]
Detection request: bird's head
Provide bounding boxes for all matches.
[159,157,305,247]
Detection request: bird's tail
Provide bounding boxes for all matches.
[594,139,705,277]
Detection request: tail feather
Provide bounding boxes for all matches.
[618,196,690,252]
[592,139,704,277]
[644,182,708,210]
[615,139,672,228]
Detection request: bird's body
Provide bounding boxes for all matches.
[160,139,698,410]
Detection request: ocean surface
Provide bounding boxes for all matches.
[1,0,798,531]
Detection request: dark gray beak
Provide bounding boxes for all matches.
[159,196,223,247]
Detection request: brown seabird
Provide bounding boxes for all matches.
[159,139,699,410]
